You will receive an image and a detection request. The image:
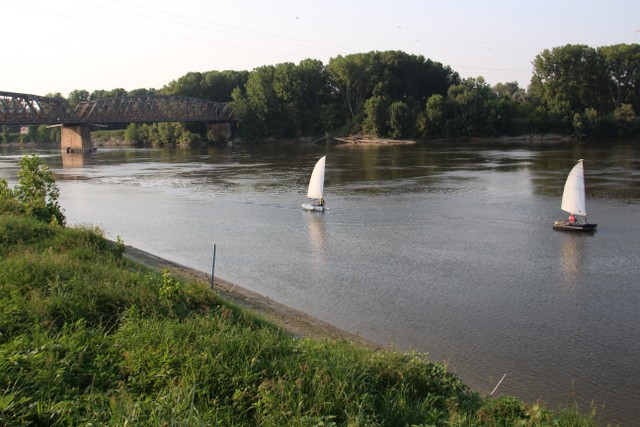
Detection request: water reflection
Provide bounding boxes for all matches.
[305,211,327,256]
[557,232,591,282]
[61,153,94,170]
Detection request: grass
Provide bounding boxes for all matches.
[0,206,603,426]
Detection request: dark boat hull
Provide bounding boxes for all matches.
[552,221,597,232]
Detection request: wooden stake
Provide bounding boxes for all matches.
[490,373,507,396]
[210,244,216,289]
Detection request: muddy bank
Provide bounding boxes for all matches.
[122,245,376,347]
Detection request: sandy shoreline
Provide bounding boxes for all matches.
[122,245,376,347]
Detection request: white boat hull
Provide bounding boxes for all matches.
[301,203,324,212]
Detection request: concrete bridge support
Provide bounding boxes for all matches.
[207,122,233,140]
[60,124,95,154]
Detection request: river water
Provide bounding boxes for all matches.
[2,140,639,425]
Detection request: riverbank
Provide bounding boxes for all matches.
[2,210,492,426]
[122,244,376,347]
[1,158,602,425]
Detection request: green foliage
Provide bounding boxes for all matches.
[387,101,415,139]
[418,94,448,139]
[67,89,91,108]
[122,123,199,146]
[416,77,517,139]
[328,51,458,124]
[532,45,610,114]
[231,60,335,139]
[528,43,640,137]
[0,180,16,210]
[162,70,249,101]
[123,122,140,144]
[90,129,125,143]
[363,94,391,137]
[0,155,65,225]
[598,44,640,112]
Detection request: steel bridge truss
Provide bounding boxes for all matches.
[0,91,232,125]
[0,91,73,124]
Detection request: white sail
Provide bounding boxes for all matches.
[560,159,587,216]
[306,156,325,199]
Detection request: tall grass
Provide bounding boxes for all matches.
[0,209,602,426]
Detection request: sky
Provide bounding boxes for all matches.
[2,0,639,97]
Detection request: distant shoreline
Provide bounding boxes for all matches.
[330,133,575,146]
[0,133,595,150]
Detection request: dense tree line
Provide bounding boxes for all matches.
[228,45,640,140]
[3,44,639,144]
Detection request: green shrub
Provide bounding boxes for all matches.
[0,155,65,225]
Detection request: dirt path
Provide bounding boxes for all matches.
[123,245,376,347]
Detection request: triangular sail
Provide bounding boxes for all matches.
[306,156,325,199]
[560,159,587,216]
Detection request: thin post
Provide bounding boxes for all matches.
[490,373,507,396]
[210,244,216,289]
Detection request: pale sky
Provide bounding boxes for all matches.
[2,0,639,97]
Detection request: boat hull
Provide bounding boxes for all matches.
[302,203,324,212]
[552,221,597,232]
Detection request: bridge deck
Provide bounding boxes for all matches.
[0,91,232,125]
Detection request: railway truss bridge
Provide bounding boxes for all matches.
[0,91,233,153]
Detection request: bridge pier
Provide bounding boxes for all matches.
[207,122,233,140]
[60,124,95,154]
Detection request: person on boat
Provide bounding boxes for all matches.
[568,213,576,224]
[319,198,325,206]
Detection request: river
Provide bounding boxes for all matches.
[1,139,639,425]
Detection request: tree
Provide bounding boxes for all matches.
[530,44,610,115]
[68,89,91,108]
[127,88,159,97]
[43,92,64,100]
[231,65,289,137]
[387,101,414,139]
[124,123,141,144]
[327,51,458,124]
[612,103,639,136]
[374,50,458,104]
[362,94,390,137]
[273,62,306,136]
[417,94,447,138]
[327,53,377,121]
[162,70,249,101]
[598,44,640,111]
[292,59,334,134]
[231,60,334,138]
[90,88,127,100]
[446,77,500,136]
[533,98,573,133]
[3,155,65,224]
[494,82,526,103]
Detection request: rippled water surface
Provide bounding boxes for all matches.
[2,140,640,425]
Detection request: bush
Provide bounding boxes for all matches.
[0,155,65,225]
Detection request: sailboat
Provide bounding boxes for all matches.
[553,159,597,232]
[301,156,326,212]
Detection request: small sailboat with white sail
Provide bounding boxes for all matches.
[553,159,597,232]
[302,156,326,212]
